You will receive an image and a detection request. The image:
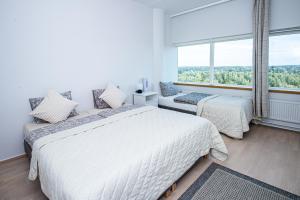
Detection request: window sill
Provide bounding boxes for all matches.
[269,88,300,95]
[174,82,252,91]
[174,82,300,95]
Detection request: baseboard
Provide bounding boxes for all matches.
[254,118,300,132]
[0,154,27,164]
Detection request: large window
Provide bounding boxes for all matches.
[269,33,300,89]
[178,32,300,90]
[178,38,253,87]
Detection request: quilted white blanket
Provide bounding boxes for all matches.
[29,106,227,200]
[197,95,253,139]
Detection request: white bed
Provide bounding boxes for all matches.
[159,93,253,139]
[28,106,227,200]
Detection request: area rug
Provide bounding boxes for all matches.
[179,163,299,200]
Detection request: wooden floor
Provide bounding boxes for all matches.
[0,125,299,200]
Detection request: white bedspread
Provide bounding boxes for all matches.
[197,95,253,139]
[29,106,227,200]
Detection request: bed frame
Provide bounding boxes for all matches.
[25,138,208,198]
[158,104,197,115]
[162,154,209,198]
[24,140,32,160]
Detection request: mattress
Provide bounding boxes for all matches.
[28,106,228,200]
[158,93,197,113]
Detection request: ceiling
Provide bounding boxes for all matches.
[134,0,222,15]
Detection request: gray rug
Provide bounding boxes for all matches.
[179,163,299,200]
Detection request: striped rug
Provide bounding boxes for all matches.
[179,163,299,200]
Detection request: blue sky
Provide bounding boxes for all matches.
[178,33,300,67]
[269,33,300,66]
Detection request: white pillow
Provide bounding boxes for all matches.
[99,84,126,109]
[29,90,79,123]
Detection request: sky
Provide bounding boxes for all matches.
[178,33,300,67]
[178,44,210,66]
[269,34,300,66]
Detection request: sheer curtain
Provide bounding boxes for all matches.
[252,0,270,118]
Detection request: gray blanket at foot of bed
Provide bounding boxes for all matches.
[174,92,212,105]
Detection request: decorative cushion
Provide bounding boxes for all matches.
[160,82,180,97]
[29,90,79,124]
[92,89,111,109]
[29,91,78,123]
[99,84,127,109]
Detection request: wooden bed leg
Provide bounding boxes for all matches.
[164,188,172,198]
[164,183,176,198]
[171,183,177,192]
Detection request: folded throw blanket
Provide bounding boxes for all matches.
[174,92,212,105]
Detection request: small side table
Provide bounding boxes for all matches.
[133,92,158,106]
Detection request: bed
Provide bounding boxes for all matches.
[159,93,253,139]
[25,105,227,200]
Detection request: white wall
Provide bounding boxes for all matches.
[0,0,153,161]
[163,14,178,83]
[152,10,178,94]
[153,8,164,91]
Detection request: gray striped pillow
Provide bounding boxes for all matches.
[160,82,180,97]
[92,89,111,109]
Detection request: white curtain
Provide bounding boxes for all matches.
[252,0,270,118]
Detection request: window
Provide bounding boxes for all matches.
[214,39,252,86]
[178,44,210,83]
[178,38,252,86]
[177,32,300,90]
[269,33,300,89]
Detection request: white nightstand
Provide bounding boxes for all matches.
[133,92,158,106]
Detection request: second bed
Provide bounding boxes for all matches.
[159,93,253,139]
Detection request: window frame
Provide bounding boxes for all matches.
[177,43,211,84]
[176,28,300,93]
[177,35,253,87]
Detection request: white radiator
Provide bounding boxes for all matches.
[269,100,300,123]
